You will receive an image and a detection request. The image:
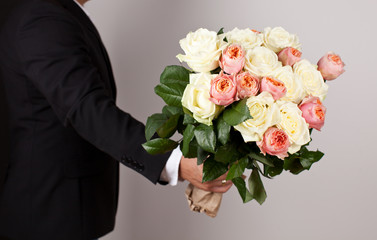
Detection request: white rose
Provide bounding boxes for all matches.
[225,28,263,50]
[263,27,301,53]
[277,101,310,154]
[176,28,226,73]
[189,72,212,87]
[181,73,222,125]
[269,66,306,104]
[245,46,282,77]
[293,60,329,101]
[234,91,281,142]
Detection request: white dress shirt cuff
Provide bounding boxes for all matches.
[159,147,182,186]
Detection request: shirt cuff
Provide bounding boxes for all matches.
[159,147,182,186]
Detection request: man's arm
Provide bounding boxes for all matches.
[16,3,169,183]
[16,3,232,192]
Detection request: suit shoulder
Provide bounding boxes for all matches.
[27,0,76,23]
[5,0,76,32]
[0,0,83,66]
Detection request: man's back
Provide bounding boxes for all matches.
[0,68,10,197]
[0,0,172,234]
[0,0,18,204]
[0,0,122,239]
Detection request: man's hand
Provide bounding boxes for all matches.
[179,156,232,193]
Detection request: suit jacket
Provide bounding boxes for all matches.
[0,0,16,206]
[0,0,170,239]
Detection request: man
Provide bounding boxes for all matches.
[0,0,232,239]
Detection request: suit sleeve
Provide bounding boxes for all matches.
[16,4,170,184]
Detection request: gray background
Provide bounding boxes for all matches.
[84,0,377,239]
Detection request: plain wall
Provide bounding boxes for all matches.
[84,0,377,239]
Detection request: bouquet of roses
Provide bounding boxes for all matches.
[143,27,344,205]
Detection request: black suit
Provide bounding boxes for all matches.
[0,0,170,239]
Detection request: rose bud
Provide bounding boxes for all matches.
[317,52,345,80]
[219,44,245,74]
[299,96,326,131]
[257,127,290,160]
[260,76,286,100]
[209,73,237,106]
[235,72,260,99]
[278,47,302,66]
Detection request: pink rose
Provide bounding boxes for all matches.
[278,47,302,66]
[299,96,326,131]
[219,44,245,74]
[317,52,345,80]
[257,127,290,160]
[260,77,286,100]
[209,73,237,106]
[235,72,260,99]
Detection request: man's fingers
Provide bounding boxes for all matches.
[207,182,233,193]
[200,179,233,193]
[202,173,229,184]
[216,174,228,181]
[181,156,233,193]
[193,181,232,193]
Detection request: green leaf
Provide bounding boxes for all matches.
[155,66,190,107]
[253,160,262,171]
[182,107,192,115]
[251,160,272,179]
[248,168,267,205]
[232,177,253,203]
[145,113,168,141]
[162,105,184,117]
[142,138,178,155]
[202,156,228,182]
[299,148,324,170]
[197,147,208,165]
[182,124,195,156]
[223,99,252,126]
[194,124,216,153]
[182,107,198,125]
[183,138,198,159]
[226,156,249,180]
[217,27,224,35]
[214,144,239,164]
[249,152,275,167]
[156,114,180,139]
[154,83,186,107]
[216,115,231,145]
[160,65,190,85]
[284,154,305,175]
[210,67,222,75]
[283,147,324,174]
[216,27,228,42]
[264,158,284,177]
[299,158,312,170]
[183,113,197,125]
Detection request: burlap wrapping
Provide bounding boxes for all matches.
[184,183,223,218]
